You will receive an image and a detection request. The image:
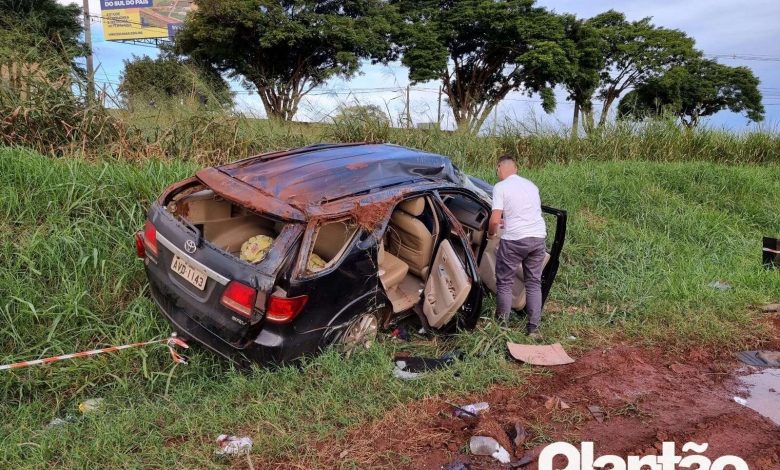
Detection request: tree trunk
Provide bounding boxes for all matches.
[581,101,595,135]
[571,101,580,139]
[597,94,614,129]
[256,82,301,121]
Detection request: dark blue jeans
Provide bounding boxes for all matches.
[495,237,546,328]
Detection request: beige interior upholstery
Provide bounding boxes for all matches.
[386,197,434,278]
[422,240,471,328]
[312,221,356,262]
[397,197,425,217]
[378,242,408,289]
[205,215,277,253]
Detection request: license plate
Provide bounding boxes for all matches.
[171,255,208,290]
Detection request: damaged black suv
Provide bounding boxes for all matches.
[136,143,566,365]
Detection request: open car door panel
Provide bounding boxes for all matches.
[422,240,472,328]
[479,236,550,310]
[477,204,567,309]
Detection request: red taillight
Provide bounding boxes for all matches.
[143,220,158,257]
[134,231,145,258]
[220,281,257,318]
[266,295,308,324]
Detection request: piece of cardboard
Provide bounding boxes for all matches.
[507,342,575,366]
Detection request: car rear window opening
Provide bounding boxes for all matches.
[167,186,287,263]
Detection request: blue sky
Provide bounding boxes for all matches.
[66,0,780,131]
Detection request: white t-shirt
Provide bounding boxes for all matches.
[491,174,546,240]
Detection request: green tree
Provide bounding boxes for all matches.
[0,0,86,62]
[589,11,699,129]
[618,59,765,128]
[393,0,570,133]
[119,51,232,106]
[175,0,396,121]
[559,14,606,136]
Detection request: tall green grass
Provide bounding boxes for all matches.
[0,147,778,468]
[3,63,779,167]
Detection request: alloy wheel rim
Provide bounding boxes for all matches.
[342,314,378,353]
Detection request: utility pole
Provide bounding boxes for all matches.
[82,0,95,102]
[437,85,442,130]
[405,85,411,128]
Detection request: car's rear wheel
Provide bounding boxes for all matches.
[337,312,379,357]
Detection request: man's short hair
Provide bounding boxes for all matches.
[497,154,516,166]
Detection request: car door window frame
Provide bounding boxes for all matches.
[437,189,491,264]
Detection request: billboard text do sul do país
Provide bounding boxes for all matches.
[100,0,196,41]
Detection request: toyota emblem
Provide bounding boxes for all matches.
[184,239,197,254]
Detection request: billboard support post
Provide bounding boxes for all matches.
[83,0,95,102]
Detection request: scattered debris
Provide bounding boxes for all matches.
[507,342,575,366]
[509,446,542,468]
[544,396,571,410]
[587,405,606,423]
[568,335,577,341]
[390,325,411,341]
[392,351,463,379]
[469,436,511,464]
[451,402,490,418]
[510,422,527,456]
[78,398,104,414]
[760,303,780,313]
[734,396,748,406]
[736,350,780,367]
[215,434,253,456]
[392,363,421,380]
[46,415,77,428]
[441,461,470,470]
[708,280,732,291]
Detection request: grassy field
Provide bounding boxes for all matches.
[1,145,779,468]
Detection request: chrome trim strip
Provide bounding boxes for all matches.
[156,232,230,285]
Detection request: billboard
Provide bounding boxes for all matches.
[100,0,195,41]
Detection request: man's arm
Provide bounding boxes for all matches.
[488,209,502,239]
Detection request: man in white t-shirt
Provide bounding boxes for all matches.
[487,155,547,337]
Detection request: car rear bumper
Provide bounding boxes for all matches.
[146,263,328,366]
[146,265,293,366]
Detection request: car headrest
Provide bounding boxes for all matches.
[398,197,425,216]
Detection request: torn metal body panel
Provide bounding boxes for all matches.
[137,143,567,366]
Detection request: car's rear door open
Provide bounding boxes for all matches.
[141,178,304,348]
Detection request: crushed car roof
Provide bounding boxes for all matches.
[205,143,461,207]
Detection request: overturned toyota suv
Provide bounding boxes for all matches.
[135,143,566,366]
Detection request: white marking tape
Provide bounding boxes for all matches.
[0,335,189,371]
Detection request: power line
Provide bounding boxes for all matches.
[706,53,780,62]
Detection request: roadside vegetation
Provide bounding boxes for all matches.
[1,146,778,467]
[1,0,779,467]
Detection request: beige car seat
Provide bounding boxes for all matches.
[378,240,408,289]
[386,197,434,278]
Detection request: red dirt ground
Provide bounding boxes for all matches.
[242,316,780,469]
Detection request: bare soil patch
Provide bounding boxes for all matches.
[243,337,780,469]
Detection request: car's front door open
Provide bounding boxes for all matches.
[478,205,566,309]
[422,239,472,328]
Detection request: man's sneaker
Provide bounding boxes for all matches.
[526,325,542,340]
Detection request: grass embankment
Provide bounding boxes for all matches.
[1,146,778,468]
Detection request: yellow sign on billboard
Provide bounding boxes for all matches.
[101,0,194,41]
